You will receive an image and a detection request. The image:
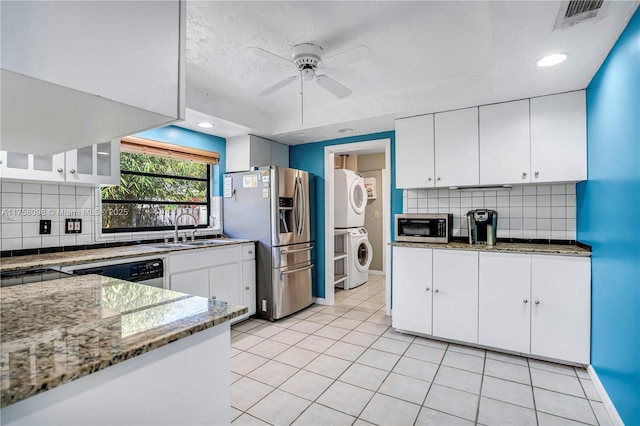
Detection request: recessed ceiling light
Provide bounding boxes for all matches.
[197,121,214,128]
[536,54,568,67]
[338,128,354,134]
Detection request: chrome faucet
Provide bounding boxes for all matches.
[174,213,198,243]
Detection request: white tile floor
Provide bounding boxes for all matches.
[230,275,612,426]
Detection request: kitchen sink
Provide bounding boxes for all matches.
[183,239,231,246]
[150,243,192,249]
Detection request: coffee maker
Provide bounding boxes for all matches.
[467,209,498,245]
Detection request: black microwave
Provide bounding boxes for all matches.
[395,214,453,243]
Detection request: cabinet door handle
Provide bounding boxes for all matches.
[522,172,527,179]
[57,168,64,173]
[212,296,217,300]
[534,171,539,178]
[435,289,439,293]
[248,250,253,254]
[427,177,432,182]
[70,169,76,174]
[245,286,250,290]
[523,299,528,304]
[425,287,430,291]
[436,177,441,181]
[534,300,540,305]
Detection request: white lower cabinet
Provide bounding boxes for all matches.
[168,243,257,323]
[393,246,591,364]
[392,246,433,335]
[170,269,210,298]
[432,250,479,344]
[210,263,242,304]
[479,252,532,353]
[242,259,257,316]
[530,255,591,364]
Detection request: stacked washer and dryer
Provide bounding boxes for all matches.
[334,169,373,290]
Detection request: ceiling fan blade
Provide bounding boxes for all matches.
[259,76,298,96]
[322,45,371,68]
[316,75,352,99]
[246,47,293,67]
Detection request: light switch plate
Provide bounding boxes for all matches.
[39,220,52,235]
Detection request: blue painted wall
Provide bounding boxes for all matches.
[577,8,640,425]
[289,131,403,298]
[134,125,226,195]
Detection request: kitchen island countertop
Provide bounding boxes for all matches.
[391,241,591,256]
[0,275,247,408]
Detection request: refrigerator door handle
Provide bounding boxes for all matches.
[292,177,299,235]
[298,176,305,236]
[281,264,314,275]
[281,246,314,254]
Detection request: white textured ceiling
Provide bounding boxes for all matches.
[184,1,638,144]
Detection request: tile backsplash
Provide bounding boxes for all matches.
[0,181,223,251]
[403,184,576,240]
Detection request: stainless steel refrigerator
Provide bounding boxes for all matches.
[223,167,313,321]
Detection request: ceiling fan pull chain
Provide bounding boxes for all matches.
[300,70,304,125]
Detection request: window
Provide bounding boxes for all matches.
[101,137,219,233]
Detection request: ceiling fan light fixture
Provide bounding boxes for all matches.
[197,121,214,128]
[536,53,568,67]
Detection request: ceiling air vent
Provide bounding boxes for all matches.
[554,0,607,30]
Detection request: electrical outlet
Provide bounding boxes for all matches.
[65,218,82,234]
[39,220,52,235]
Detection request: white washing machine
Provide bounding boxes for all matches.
[335,169,366,228]
[346,227,373,290]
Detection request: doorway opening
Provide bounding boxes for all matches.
[324,139,391,316]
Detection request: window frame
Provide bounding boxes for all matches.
[101,149,213,234]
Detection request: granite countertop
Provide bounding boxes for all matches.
[391,241,591,256]
[0,239,254,272]
[0,275,247,408]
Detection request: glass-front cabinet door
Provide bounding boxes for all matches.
[65,140,120,185]
[0,151,66,182]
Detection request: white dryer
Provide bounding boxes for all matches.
[335,169,366,228]
[345,227,373,290]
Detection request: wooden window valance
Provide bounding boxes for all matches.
[120,136,219,164]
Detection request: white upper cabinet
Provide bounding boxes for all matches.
[1,140,120,185]
[395,91,586,188]
[226,135,289,172]
[0,152,66,182]
[434,107,480,188]
[395,115,435,188]
[65,140,121,185]
[530,91,587,183]
[1,1,185,155]
[479,100,531,185]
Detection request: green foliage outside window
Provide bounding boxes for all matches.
[101,152,210,231]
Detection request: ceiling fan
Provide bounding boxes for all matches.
[248,43,370,101]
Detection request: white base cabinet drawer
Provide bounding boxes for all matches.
[170,246,240,273]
